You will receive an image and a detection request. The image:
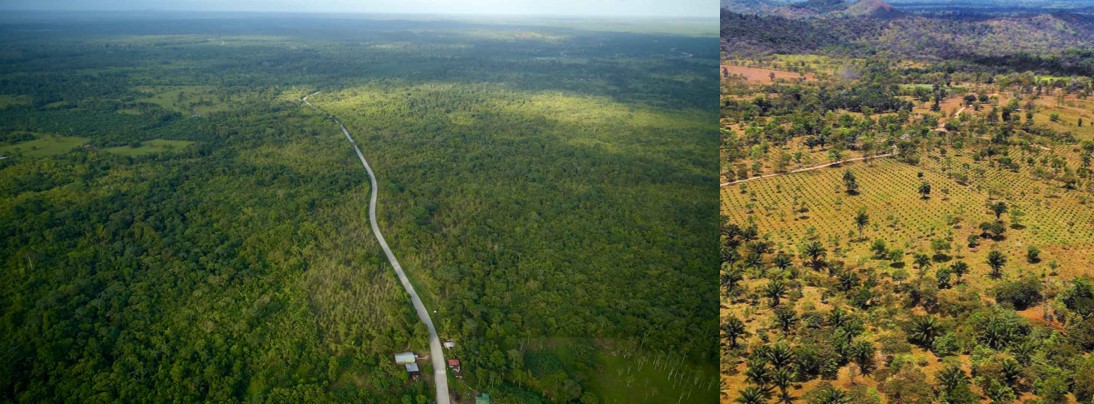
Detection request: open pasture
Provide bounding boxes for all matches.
[0,134,87,158]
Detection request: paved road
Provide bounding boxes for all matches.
[721,152,895,187]
[304,92,451,404]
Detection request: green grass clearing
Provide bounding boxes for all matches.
[0,134,88,157]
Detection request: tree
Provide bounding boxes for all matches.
[918,181,931,199]
[800,241,827,271]
[735,386,769,404]
[993,277,1042,310]
[914,253,932,274]
[853,209,869,240]
[773,252,794,272]
[950,261,969,283]
[989,201,1008,220]
[722,265,744,294]
[772,368,797,404]
[805,383,849,404]
[966,234,979,248]
[765,279,788,307]
[936,365,977,404]
[1026,246,1040,263]
[1061,277,1094,319]
[870,239,887,259]
[930,238,951,261]
[850,341,875,375]
[906,315,941,347]
[722,316,748,348]
[986,250,1006,279]
[774,308,799,336]
[843,170,859,195]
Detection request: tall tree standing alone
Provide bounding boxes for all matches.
[990,201,1008,220]
[918,181,932,199]
[854,209,869,240]
[843,170,859,195]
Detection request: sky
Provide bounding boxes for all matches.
[0,0,719,17]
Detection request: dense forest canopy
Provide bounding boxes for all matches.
[0,12,720,403]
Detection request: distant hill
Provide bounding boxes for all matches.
[722,0,900,18]
[843,0,897,17]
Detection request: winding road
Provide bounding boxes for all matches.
[303,92,451,404]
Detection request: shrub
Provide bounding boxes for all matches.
[993,276,1042,310]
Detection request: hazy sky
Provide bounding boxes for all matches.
[0,0,718,17]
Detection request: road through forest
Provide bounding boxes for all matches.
[303,92,451,404]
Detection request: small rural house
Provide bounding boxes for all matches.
[394,352,416,365]
[405,363,420,380]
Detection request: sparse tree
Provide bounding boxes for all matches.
[918,181,931,199]
[987,250,1007,279]
[853,209,869,240]
[843,170,859,195]
[766,279,788,307]
[774,308,799,336]
[1027,246,1040,263]
[735,386,769,404]
[772,368,797,404]
[989,201,1008,220]
[722,316,748,349]
[800,241,827,271]
[906,315,941,347]
[950,261,970,283]
[773,252,794,272]
[870,239,888,259]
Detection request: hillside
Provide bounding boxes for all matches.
[722,0,899,18]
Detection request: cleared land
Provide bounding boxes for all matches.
[721,65,816,84]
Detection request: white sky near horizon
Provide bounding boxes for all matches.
[0,0,719,18]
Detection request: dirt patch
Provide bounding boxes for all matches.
[721,65,816,84]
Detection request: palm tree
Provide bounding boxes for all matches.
[914,253,932,276]
[918,181,932,199]
[773,252,793,272]
[745,251,764,272]
[828,308,850,329]
[990,201,1008,220]
[722,316,747,348]
[850,341,875,375]
[744,358,773,391]
[853,209,869,240]
[907,315,941,347]
[721,266,744,293]
[811,385,850,404]
[772,368,797,404]
[766,343,796,369]
[950,261,969,283]
[987,250,1007,279]
[936,365,968,392]
[765,279,788,307]
[774,309,798,336]
[735,386,769,404]
[800,240,827,271]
